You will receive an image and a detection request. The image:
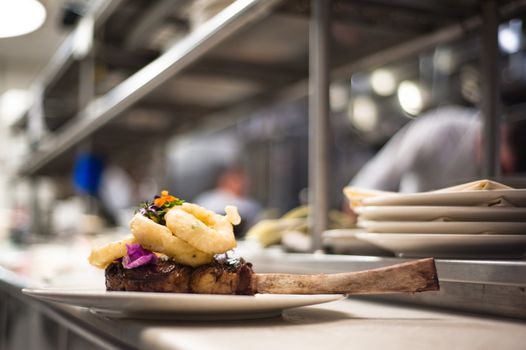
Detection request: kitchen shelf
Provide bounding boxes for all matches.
[20,0,526,177]
[20,0,285,175]
[15,0,526,256]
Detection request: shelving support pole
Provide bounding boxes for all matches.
[27,87,46,235]
[78,14,95,110]
[79,51,95,111]
[309,0,331,252]
[480,0,501,178]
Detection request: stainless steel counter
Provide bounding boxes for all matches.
[1,248,525,350]
[2,265,525,350]
[242,249,526,319]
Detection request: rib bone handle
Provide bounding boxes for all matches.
[255,258,439,295]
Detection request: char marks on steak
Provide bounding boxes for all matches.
[105,258,255,295]
[190,258,255,295]
[105,260,193,293]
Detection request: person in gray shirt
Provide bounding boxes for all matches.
[194,165,262,237]
[350,105,525,193]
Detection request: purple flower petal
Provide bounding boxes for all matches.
[122,243,158,269]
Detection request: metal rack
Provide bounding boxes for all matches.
[16,0,526,249]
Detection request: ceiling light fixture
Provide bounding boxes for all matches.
[348,95,378,132]
[499,23,522,54]
[0,0,46,38]
[370,69,396,96]
[397,81,424,115]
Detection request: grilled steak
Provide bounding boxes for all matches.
[105,257,255,295]
[105,260,193,293]
[190,258,255,295]
[105,256,439,296]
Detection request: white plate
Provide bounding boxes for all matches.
[356,206,526,222]
[358,220,526,234]
[356,233,526,258]
[21,289,344,320]
[322,229,393,255]
[362,189,526,207]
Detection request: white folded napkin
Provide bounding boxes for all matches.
[344,179,515,208]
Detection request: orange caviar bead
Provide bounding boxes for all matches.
[154,190,179,207]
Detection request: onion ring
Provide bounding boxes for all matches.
[165,203,237,254]
[129,213,213,267]
[88,236,136,269]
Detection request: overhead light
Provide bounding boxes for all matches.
[499,20,522,54]
[0,0,46,38]
[370,69,396,96]
[499,28,520,54]
[0,89,31,125]
[73,15,94,59]
[397,81,424,115]
[348,95,378,132]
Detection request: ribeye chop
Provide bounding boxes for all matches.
[105,257,255,295]
[106,257,439,296]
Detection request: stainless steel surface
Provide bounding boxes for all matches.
[332,16,478,77]
[481,0,501,178]
[1,250,526,349]
[34,0,118,95]
[334,0,526,76]
[308,0,331,252]
[78,38,95,111]
[124,0,189,50]
[0,269,134,350]
[380,280,526,320]
[246,251,526,286]
[243,249,526,319]
[33,35,76,103]
[27,86,46,146]
[271,0,526,109]
[4,268,525,349]
[19,0,526,177]
[21,0,282,175]
[92,0,124,29]
[29,178,44,237]
[13,0,123,132]
[436,259,526,286]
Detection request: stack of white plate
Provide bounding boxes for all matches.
[321,229,394,256]
[344,180,526,258]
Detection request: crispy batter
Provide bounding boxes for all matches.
[129,213,213,267]
[165,203,237,254]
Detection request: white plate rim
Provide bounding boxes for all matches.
[355,232,526,258]
[22,288,345,318]
[362,189,526,206]
[355,206,526,221]
[355,232,526,239]
[358,220,526,234]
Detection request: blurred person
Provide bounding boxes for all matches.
[9,204,30,244]
[349,105,526,193]
[73,153,120,229]
[99,163,135,227]
[194,165,262,237]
